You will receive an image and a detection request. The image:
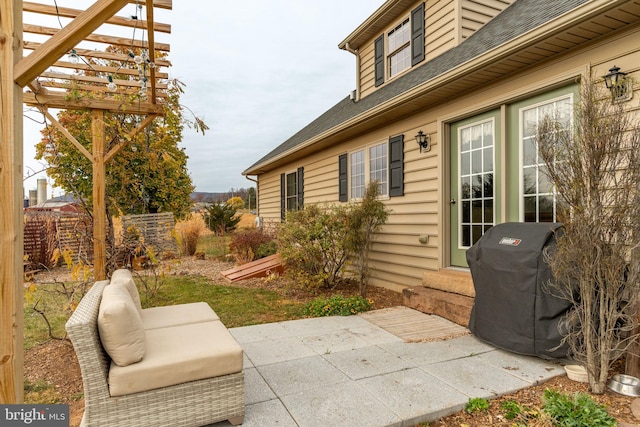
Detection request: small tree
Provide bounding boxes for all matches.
[226,196,245,211]
[203,203,241,235]
[346,181,389,297]
[536,77,640,393]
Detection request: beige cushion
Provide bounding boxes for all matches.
[141,302,220,330]
[108,321,243,396]
[98,284,145,367]
[110,269,142,315]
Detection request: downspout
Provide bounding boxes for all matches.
[344,42,360,102]
[244,174,259,217]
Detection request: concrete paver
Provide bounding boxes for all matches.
[210,307,566,427]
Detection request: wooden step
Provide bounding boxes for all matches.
[220,254,285,282]
[422,269,475,297]
[403,286,474,327]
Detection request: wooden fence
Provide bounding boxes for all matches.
[24,212,94,269]
[121,212,177,255]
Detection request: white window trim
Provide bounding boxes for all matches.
[284,169,299,212]
[348,140,389,200]
[518,93,573,222]
[387,18,411,79]
[457,118,496,250]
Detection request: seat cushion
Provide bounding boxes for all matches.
[110,269,143,316]
[141,302,219,330]
[98,284,145,367]
[108,321,243,396]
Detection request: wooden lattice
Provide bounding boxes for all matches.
[121,212,177,255]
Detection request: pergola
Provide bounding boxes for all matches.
[1,0,172,403]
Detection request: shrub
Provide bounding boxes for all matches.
[229,229,275,264]
[277,183,389,295]
[277,204,351,289]
[203,202,241,235]
[304,294,371,317]
[542,389,616,427]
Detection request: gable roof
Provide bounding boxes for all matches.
[244,0,638,175]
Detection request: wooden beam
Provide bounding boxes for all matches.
[23,2,172,33]
[0,0,24,404]
[39,108,93,162]
[22,24,171,52]
[146,0,157,103]
[23,91,165,115]
[92,110,107,281]
[14,0,131,87]
[22,42,172,68]
[104,114,157,163]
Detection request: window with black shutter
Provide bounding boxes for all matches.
[280,168,304,220]
[338,154,348,202]
[374,34,385,87]
[389,135,404,197]
[411,3,425,66]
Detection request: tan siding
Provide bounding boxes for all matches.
[461,0,515,40]
[359,42,376,98]
[425,0,458,59]
[255,23,640,293]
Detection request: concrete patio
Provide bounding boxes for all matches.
[210,306,567,427]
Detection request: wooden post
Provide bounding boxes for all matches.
[0,0,24,404]
[92,110,107,280]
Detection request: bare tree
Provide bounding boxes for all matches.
[536,78,640,393]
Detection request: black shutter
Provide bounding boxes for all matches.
[280,173,286,220]
[297,167,304,209]
[338,154,348,202]
[374,34,385,87]
[411,3,425,66]
[389,135,404,197]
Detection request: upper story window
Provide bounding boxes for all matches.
[374,3,425,87]
[388,19,411,78]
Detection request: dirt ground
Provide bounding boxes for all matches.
[24,256,640,426]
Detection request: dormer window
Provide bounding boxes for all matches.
[374,3,425,87]
[388,19,411,78]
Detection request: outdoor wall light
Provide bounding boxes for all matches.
[603,65,632,102]
[415,130,431,153]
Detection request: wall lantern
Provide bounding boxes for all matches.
[603,65,632,102]
[415,130,431,153]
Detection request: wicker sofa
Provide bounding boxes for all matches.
[66,271,244,427]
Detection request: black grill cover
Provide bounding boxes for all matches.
[466,222,570,358]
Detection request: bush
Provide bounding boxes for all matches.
[203,203,241,235]
[277,204,351,289]
[304,294,371,317]
[229,229,275,264]
[277,182,389,295]
[542,389,616,427]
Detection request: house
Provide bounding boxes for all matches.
[242,0,640,297]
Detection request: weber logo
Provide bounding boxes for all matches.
[499,237,521,246]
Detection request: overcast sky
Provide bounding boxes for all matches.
[22,1,386,196]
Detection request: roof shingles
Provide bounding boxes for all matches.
[244,0,587,174]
